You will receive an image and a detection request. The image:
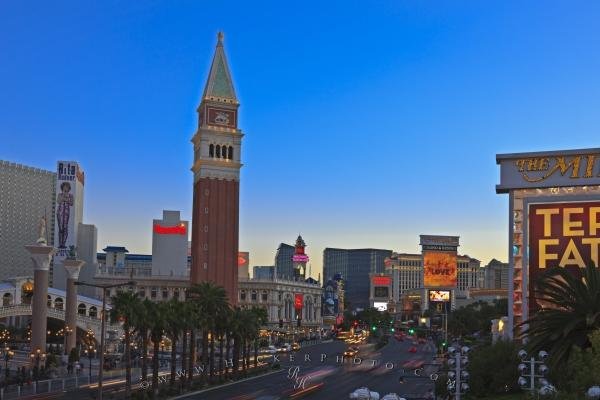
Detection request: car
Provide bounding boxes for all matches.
[291,342,300,351]
[349,387,380,399]
[260,345,278,355]
[278,344,291,353]
[344,349,358,357]
[408,346,417,353]
[381,394,407,400]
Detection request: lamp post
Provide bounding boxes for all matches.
[63,325,73,355]
[74,281,134,400]
[3,347,14,388]
[517,350,555,397]
[29,348,46,387]
[83,344,96,381]
[446,346,470,400]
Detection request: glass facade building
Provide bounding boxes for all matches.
[323,248,392,311]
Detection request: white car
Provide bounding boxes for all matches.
[277,344,291,353]
[260,346,278,355]
[349,387,380,399]
[381,395,407,400]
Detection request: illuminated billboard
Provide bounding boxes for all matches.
[372,276,391,286]
[374,287,389,298]
[429,290,450,302]
[373,302,388,311]
[423,251,457,288]
[294,293,304,310]
[528,201,600,308]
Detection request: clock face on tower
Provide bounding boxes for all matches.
[207,107,236,128]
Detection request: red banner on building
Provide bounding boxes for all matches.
[153,223,186,235]
[294,293,304,310]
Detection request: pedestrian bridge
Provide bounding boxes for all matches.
[0,304,121,338]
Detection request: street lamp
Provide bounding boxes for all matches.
[83,344,96,381]
[63,325,73,355]
[29,348,46,386]
[517,350,555,396]
[446,346,470,400]
[74,280,134,400]
[3,347,14,388]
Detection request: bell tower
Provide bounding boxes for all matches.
[190,32,243,304]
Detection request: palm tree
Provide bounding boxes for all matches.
[148,301,168,398]
[520,263,600,366]
[109,291,140,398]
[187,282,229,384]
[230,307,245,379]
[250,307,268,368]
[214,307,231,382]
[134,298,153,383]
[164,298,184,388]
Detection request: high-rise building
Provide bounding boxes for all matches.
[238,252,250,280]
[190,33,243,304]
[52,161,85,290]
[0,160,56,281]
[152,210,189,276]
[253,266,275,280]
[274,243,295,280]
[484,258,509,289]
[323,248,392,311]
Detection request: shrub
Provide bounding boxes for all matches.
[466,340,520,397]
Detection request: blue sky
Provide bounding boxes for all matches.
[2,1,599,278]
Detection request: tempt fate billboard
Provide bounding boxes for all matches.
[528,201,600,308]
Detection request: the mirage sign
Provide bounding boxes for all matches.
[496,148,600,193]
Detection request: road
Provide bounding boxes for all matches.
[180,336,438,400]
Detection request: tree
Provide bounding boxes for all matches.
[521,263,600,367]
[466,340,520,397]
[250,307,268,368]
[187,282,229,384]
[134,298,153,383]
[551,330,600,399]
[148,301,168,398]
[164,298,184,388]
[109,291,140,397]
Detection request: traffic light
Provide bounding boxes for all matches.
[408,328,415,335]
[390,327,395,333]
[371,325,377,332]
[442,341,447,347]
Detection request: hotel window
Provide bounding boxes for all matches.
[261,291,268,302]
[240,290,246,301]
[251,290,257,301]
[162,287,168,299]
[209,144,214,157]
[151,287,157,299]
[174,289,180,300]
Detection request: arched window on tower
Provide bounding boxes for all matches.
[228,146,233,160]
[209,144,214,158]
[216,145,221,158]
[221,145,227,159]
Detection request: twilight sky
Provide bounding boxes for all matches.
[2,1,600,279]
